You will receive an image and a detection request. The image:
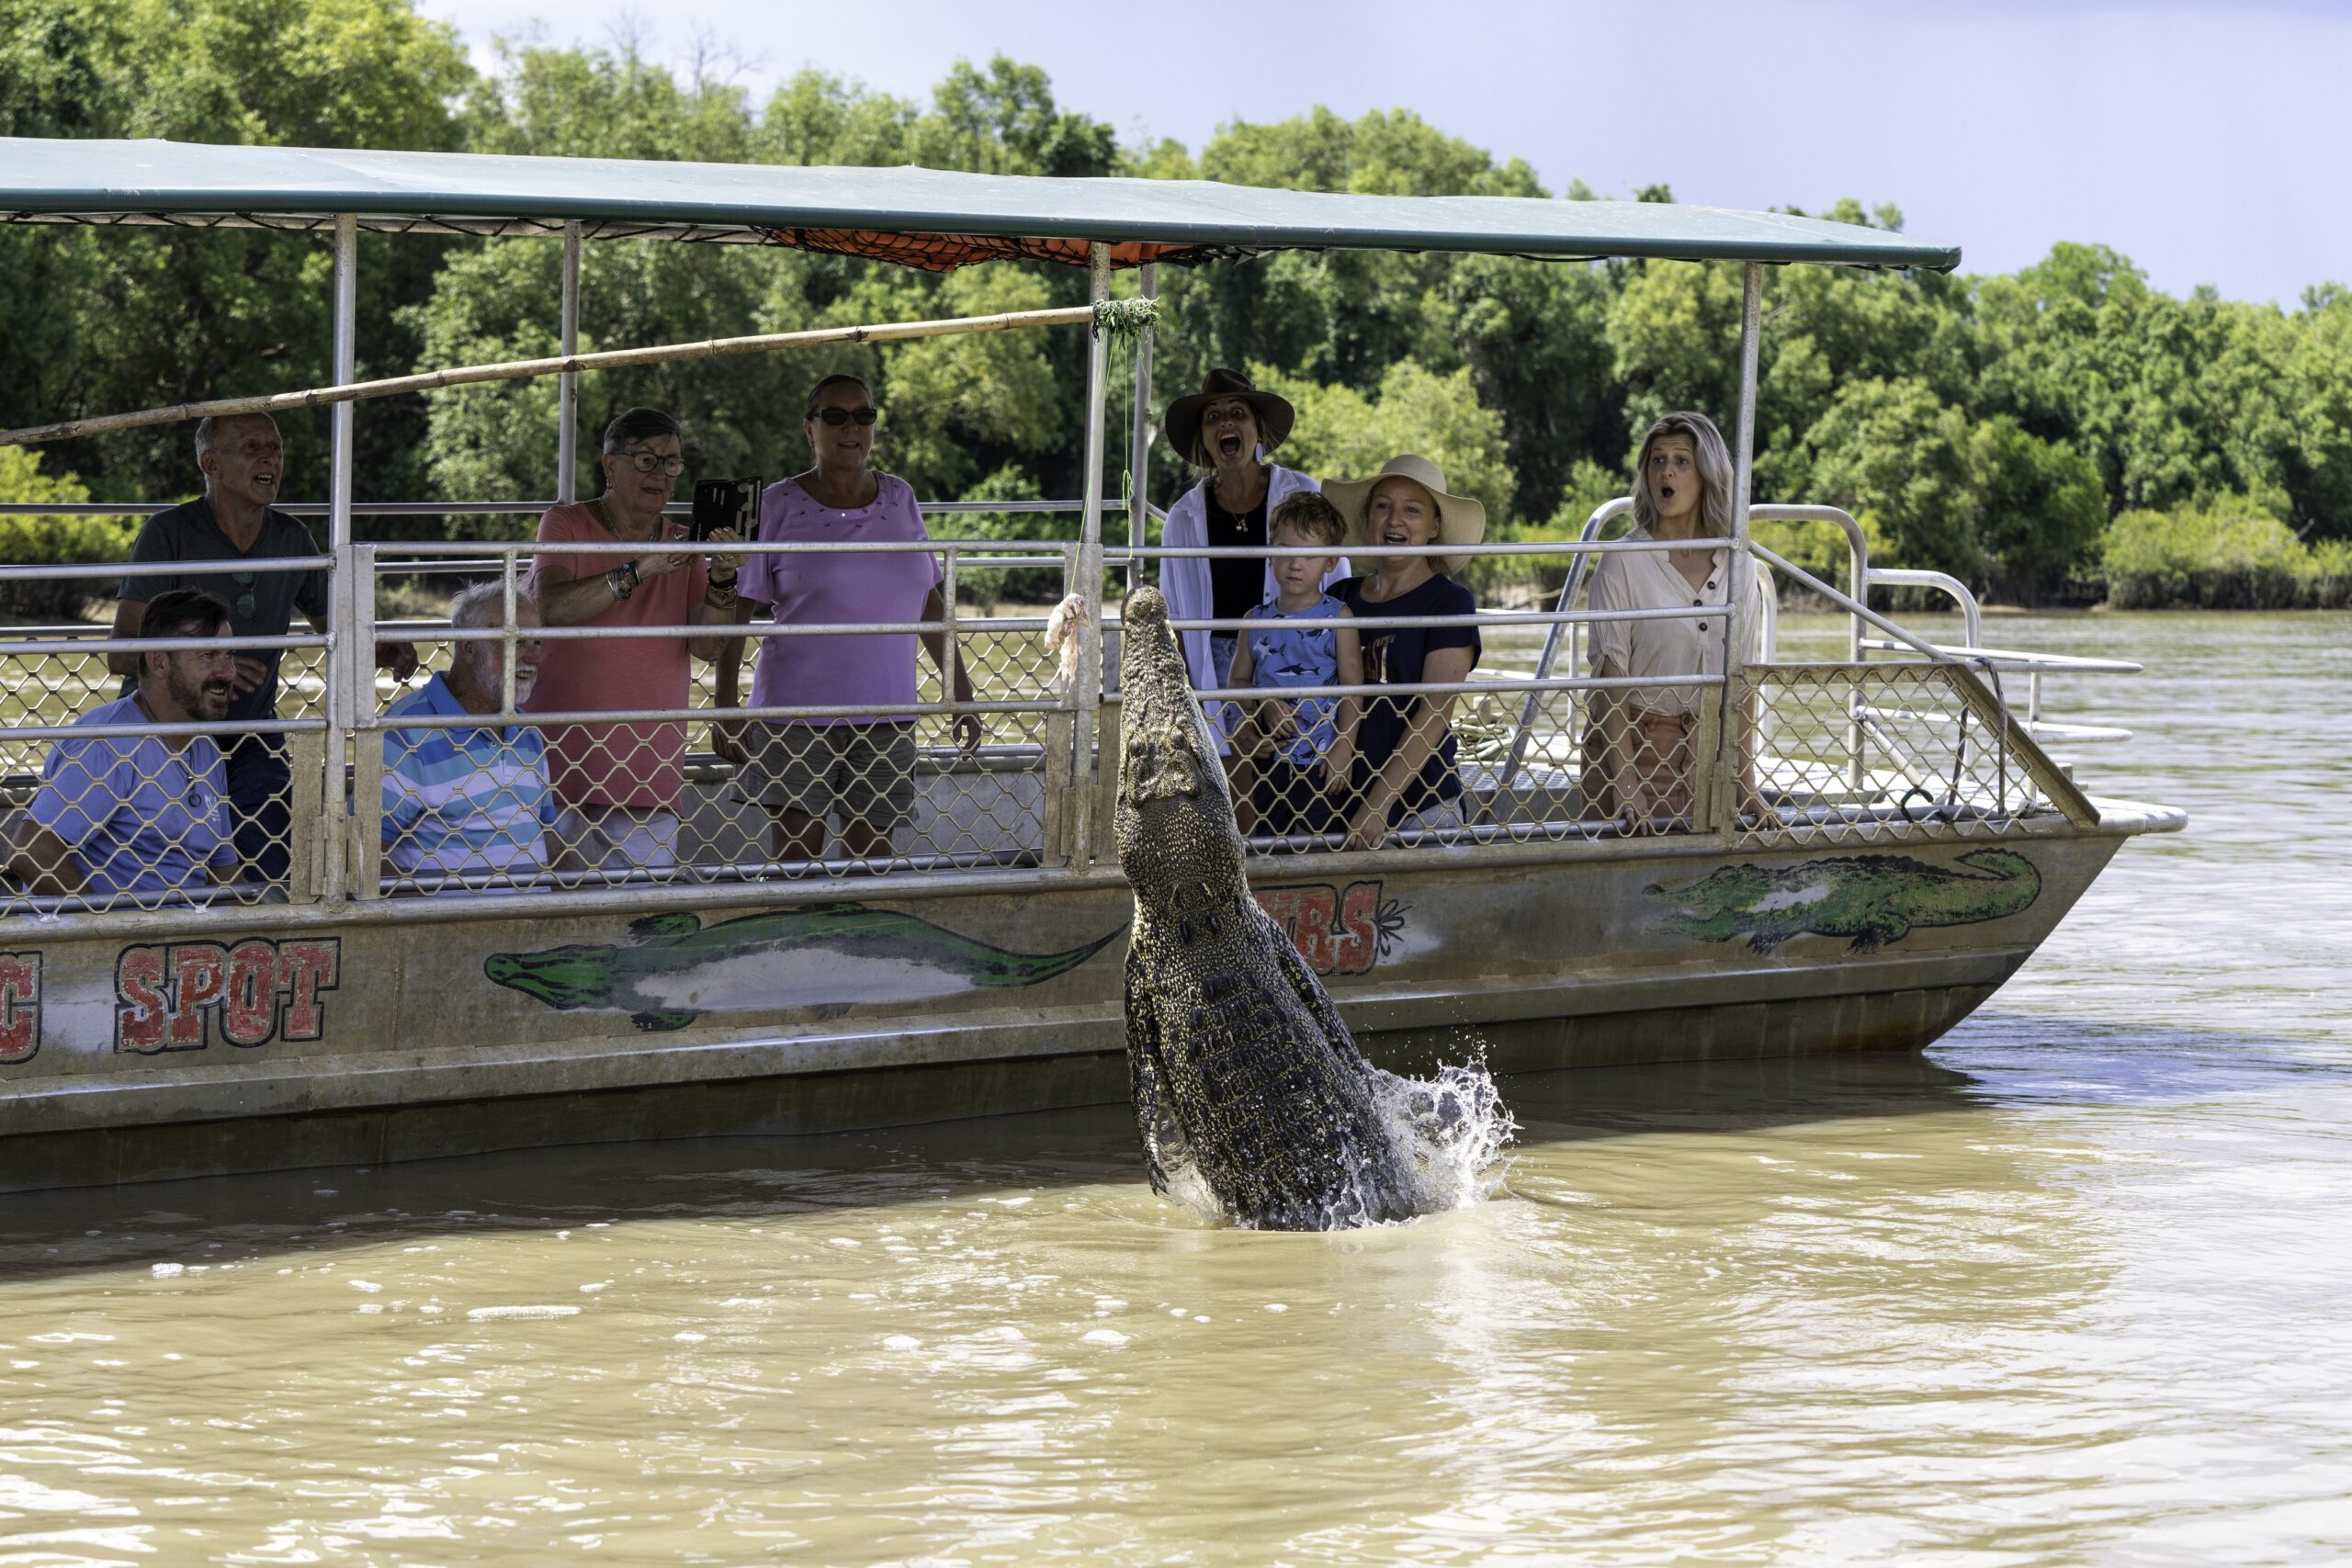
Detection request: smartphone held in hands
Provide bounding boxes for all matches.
[691,477,761,542]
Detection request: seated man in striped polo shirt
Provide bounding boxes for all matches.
[380,582,552,893]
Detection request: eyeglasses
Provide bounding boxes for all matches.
[814,407,880,427]
[230,571,257,622]
[611,449,687,476]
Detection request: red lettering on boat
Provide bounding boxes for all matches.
[0,953,40,1065]
[112,938,342,1053]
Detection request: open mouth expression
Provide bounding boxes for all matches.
[1647,435,1700,520]
[1368,479,1437,556]
[212,419,285,503]
[1202,400,1256,465]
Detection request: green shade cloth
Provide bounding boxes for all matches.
[0,137,1960,272]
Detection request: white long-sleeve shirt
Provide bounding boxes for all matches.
[1156,464,1346,691]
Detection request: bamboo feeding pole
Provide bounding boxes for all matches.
[0,302,1108,449]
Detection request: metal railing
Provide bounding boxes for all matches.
[0,505,2122,926]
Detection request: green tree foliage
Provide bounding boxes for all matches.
[2103,498,2352,609]
[408,46,1114,540]
[1248,361,1518,592]
[1250,361,1515,519]
[3,3,2347,609]
[870,266,1066,498]
[1966,417,2108,601]
[1805,377,1982,575]
[0,447,126,617]
[1439,255,1619,525]
[905,57,1118,178]
[0,0,473,502]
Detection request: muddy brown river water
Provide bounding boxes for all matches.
[2,612,2347,1565]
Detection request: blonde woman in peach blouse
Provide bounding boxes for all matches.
[1583,412,1770,831]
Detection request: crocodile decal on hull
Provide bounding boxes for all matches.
[485,905,1123,1032]
[1645,847,2042,953]
[1113,588,1508,1231]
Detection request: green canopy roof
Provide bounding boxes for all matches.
[0,137,1960,272]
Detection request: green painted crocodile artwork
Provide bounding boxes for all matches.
[484,904,1125,1032]
[1645,848,2041,953]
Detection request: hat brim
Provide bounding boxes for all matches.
[1163,389,1295,467]
[1325,472,1488,576]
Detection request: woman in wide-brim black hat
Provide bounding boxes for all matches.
[1157,369,1345,726]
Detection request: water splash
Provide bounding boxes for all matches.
[1151,1054,1516,1231]
[1374,1055,1518,1218]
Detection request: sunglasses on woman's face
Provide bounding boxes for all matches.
[814,407,880,427]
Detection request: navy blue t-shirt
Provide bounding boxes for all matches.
[119,497,329,725]
[1336,572,1481,820]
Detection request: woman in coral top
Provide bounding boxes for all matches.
[524,407,742,876]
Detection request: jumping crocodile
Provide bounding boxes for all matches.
[1114,587,1501,1231]
[1646,847,2042,953]
[485,905,1123,1032]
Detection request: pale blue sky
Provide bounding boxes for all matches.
[416,0,2349,306]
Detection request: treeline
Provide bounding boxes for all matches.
[3,0,2349,610]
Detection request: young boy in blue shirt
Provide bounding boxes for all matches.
[1227,493,1361,842]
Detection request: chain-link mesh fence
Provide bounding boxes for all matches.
[357,541,1072,897]
[1735,662,2061,846]
[0,526,2097,919]
[0,558,328,916]
[1460,676,1721,842]
[1210,677,1686,849]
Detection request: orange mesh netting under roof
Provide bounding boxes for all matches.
[766,230,1246,272]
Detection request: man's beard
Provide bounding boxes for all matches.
[166,664,230,721]
[473,651,535,709]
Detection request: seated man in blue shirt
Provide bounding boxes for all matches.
[109,412,417,890]
[9,589,241,904]
[380,581,553,894]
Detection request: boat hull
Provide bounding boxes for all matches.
[0,804,2176,1191]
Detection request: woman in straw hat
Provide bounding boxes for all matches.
[1582,411,1771,831]
[1158,369,1346,714]
[1320,455,1487,850]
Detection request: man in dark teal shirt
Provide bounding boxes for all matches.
[110,412,413,889]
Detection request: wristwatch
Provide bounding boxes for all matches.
[608,561,639,601]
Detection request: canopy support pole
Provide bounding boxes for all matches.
[322,213,359,903]
[1730,260,1761,583]
[1125,262,1157,595]
[558,220,581,502]
[1711,260,1766,834]
[1069,243,1113,870]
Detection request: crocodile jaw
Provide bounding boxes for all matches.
[1116,588,1246,908]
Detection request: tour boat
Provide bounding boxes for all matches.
[0,140,2183,1190]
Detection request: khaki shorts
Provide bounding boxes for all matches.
[550,805,680,874]
[734,722,919,832]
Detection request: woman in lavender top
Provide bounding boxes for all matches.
[720,374,980,864]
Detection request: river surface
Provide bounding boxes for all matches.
[2,611,2346,1565]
